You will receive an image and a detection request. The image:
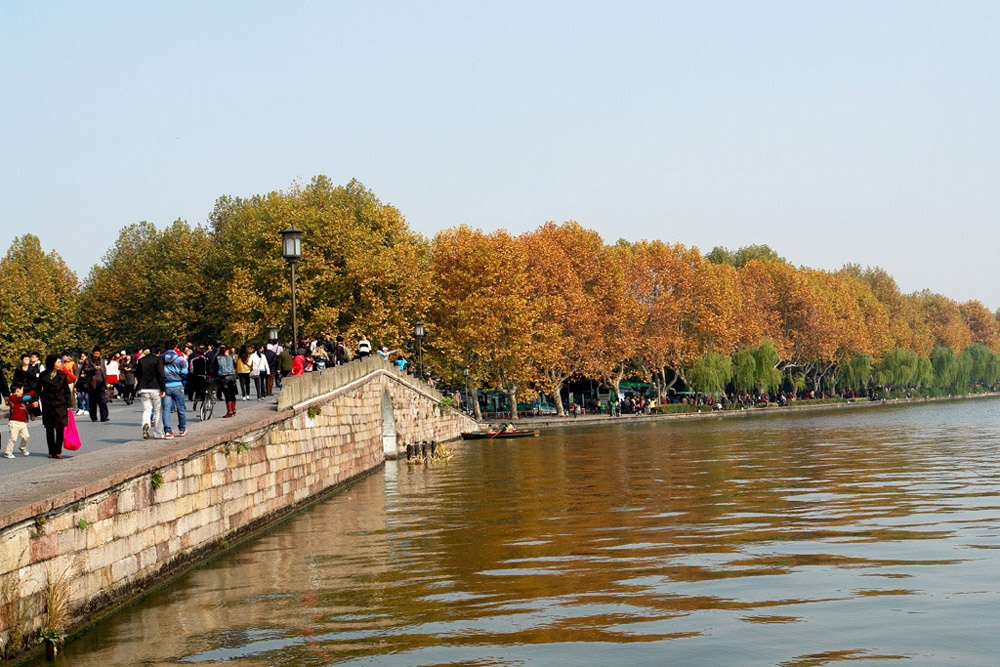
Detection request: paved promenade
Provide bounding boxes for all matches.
[0,396,283,530]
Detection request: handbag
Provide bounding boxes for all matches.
[64,408,82,450]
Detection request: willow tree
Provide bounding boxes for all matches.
[0,235,79,367]
[687,351,733,396]
[838,353,873,393]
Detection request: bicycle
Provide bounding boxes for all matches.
[192,376,216,421]
[200,390,215,421]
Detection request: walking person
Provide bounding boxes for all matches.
[356,334,372,359]
[119,354,137,404]
[188,346,208,411]
[59,352,78,412]
[4,384,32,458]
[35,354,72,458]
[249,345,270,399]
[82,347,109,422]
[74,352,89,415]
[235,346,252,401]
[136,345,166,440]
[278,344,293,380]
[262,344,278,396]
[105,353,120,402]
[216,345,238,417]
[12,354,40,420]
[161,339,188,439]
[334,335,350,366]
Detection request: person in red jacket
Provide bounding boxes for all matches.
[4,385,33,458]
[291,350,306,376]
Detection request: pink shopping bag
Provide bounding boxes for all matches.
[64,408,81,450]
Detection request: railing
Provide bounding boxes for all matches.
[277,356,443,411]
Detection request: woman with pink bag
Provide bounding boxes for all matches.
[34,354,72,459]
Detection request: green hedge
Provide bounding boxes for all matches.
[655,404,696,414]
[788,398,846,406]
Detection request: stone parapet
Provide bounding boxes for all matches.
[0,367,476,661]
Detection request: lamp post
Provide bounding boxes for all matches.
[268,325,279,344]
[413,321,425,379]
[281,225,302,349]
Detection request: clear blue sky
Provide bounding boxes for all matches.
[2,1,998,307]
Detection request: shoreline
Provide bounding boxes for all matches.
[485,391,1000,432]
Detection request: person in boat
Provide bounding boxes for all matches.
[502,422,515,433]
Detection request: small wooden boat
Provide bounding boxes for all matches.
[462,429,540,440]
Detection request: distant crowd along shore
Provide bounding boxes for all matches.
[0,334,425,460]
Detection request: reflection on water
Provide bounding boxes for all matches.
[42,400,1000,666]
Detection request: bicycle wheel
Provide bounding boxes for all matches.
[201,395,215,421]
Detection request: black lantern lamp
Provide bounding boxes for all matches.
[414,321,425,379]
[281,225,303,349]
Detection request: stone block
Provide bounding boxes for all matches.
[110,555,139,584]
[0,531,30,574]
[155,480,181,503]
[58,525,87,554]
[19,562,46,597]
[97,494,118,521]
[117,486,137,514]
[183,458,204,477]
[86,518,114,549]
[138,546,158,571]
[112,511,140,540]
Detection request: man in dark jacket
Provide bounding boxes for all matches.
[262,345,278,396]
[136,345,166,439]
[81,347,109,422]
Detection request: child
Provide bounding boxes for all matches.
[4,385,31,458]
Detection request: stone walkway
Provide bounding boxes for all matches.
[0,394,284,530]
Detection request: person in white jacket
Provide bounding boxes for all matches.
[249,345,271,400]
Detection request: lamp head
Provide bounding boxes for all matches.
[281,225,302,262]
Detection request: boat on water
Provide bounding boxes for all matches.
[461,429,540,440]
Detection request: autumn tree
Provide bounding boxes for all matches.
[0,235,80,367]
[208,177,432,347]
[521,222,611,415]
[707,244,785,267]
[917,291,972,353]
[429,227,540,419]
[77,221,213,349]
[959,301,1000,352]
[584,241,640,396]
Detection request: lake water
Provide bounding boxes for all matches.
[40,399,1000,666]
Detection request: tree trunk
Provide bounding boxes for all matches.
[553,381,565,416]
[663,367,681,394]
[506,387,519,420]
[472,386,482,421]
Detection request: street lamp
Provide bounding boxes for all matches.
[413,321,425,379]
[268,325,280,343]
[281,225,302,349]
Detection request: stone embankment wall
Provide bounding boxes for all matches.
[0,362,477,659]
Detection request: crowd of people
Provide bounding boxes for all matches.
[0,332,416,461]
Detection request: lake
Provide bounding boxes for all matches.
[40,399,1000,666]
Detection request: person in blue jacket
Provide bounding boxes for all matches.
[161,339,189,439]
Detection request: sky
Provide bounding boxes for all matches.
[2,1,998,307]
